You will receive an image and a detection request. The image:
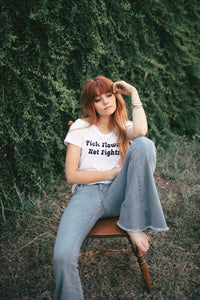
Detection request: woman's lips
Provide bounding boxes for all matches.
[104,106,112,110]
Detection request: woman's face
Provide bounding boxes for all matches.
[93,91,117,117]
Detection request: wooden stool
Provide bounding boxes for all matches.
[79,217,152,292]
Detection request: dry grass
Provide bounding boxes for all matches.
[1,136,200,299]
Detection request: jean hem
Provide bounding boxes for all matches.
[117,221,169,233]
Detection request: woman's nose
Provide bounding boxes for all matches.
[102,97,108,104]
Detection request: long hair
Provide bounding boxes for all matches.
[81,76,130,161]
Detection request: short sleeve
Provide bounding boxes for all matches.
[64,119,89,147]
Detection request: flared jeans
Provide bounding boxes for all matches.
[53,137,168,300]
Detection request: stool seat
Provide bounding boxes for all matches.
[88,217,126,238]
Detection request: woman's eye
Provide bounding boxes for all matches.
[107,94,112,97]
[94,98,101,103]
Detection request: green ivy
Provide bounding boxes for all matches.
[0,0,200,211]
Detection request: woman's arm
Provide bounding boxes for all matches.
[113,81,148,140]
[65,143,121,184]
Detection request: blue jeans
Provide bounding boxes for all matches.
[53,137,168,300]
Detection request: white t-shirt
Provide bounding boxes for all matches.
[64,118,133,186]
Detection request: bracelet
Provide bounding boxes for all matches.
[132,106,143,110]
[131,102,143,108]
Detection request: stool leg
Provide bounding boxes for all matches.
[128,237,152,292]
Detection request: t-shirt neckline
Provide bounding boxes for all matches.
[94,124,115,137]
[79,118,116,137]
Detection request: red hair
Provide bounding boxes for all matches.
[81,76,130,161]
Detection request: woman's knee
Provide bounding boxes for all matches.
[53,246,78,268]
[127,137,156,170]
[132,136,156,156]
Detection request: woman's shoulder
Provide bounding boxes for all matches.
[70,118,90,130]
[65,118,90,146]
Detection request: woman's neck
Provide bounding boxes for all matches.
[97,117,113,134]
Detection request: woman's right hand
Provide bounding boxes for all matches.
[66,143,122,184]
[108,167,121,180]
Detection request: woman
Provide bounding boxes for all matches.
[53,76,168,300]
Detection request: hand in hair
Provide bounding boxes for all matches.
[113,80,137,96]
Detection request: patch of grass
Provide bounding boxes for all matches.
[1,137,200,299]
[157,135,200,181]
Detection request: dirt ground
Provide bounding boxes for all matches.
[1,173,200,299]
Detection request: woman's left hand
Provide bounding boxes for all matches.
[113,80,148,140]
[113,80,137,95]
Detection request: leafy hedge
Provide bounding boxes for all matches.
[0,0,200,210]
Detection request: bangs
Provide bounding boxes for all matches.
[87,77,113,101]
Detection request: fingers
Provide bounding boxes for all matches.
[113,167,121,176]
[113,81,128,94]
[109,167,121,180]
[113,81,135,95]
